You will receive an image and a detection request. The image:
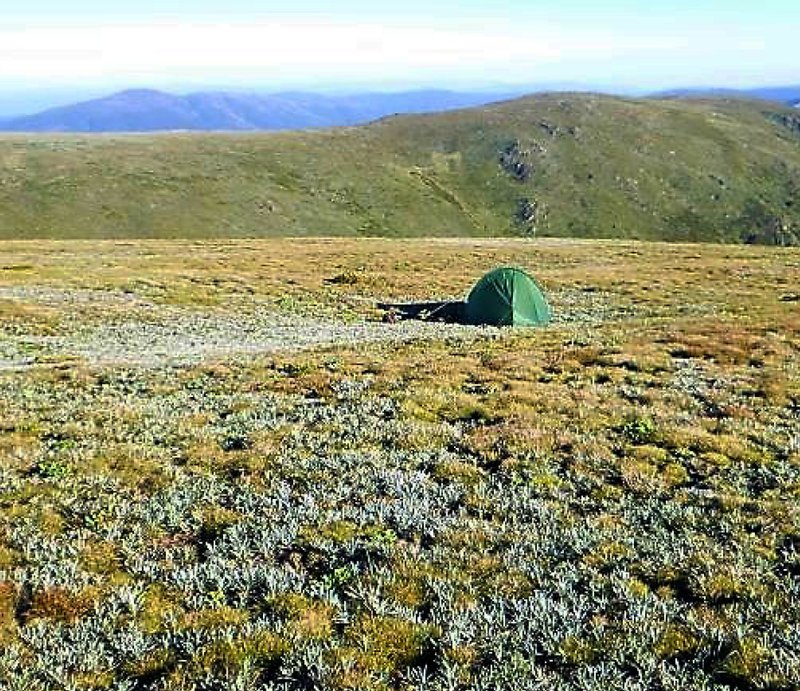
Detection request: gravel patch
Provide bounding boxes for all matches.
[0,285,145,307]
[0,358,34,371]
[38,313,495,368]
[0,285,498,369]
[0,284,721,371]
[0,339,43,371]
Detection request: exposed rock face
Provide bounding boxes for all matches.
[737,199,800,246]
[498,140,551,236]
[499,140,533,182]
[515,197,547,236]
[768,112,800,136]
[499,138,549,182]
[537,120,579,138]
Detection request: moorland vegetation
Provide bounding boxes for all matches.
[0,238,798,689]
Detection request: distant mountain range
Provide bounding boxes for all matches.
[2,84,799,134]
[0,88,519,133]
[652,85,800,103]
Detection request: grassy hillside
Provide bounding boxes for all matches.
[2,94,800,243]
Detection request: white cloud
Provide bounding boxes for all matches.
[1,17,793,90]
[0,19,697,85]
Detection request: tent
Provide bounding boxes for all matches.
[465,267,551,326]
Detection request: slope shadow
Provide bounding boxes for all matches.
[377,300,466,324]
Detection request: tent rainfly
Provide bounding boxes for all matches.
[465,266,551,326]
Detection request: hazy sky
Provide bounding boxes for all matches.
[2,0,798,94]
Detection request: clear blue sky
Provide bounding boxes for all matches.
[2,0,798,97]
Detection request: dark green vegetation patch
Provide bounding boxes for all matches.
[2,95,800,244]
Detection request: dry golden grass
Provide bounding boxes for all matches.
[1,237,797,318]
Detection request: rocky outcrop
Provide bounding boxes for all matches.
[768,112,800,136]
[499,140,533,182]
[515,197,547,236]
[537,120,579,138]
[737,199,799,246]
[499,139,548,183]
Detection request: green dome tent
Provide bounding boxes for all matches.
[465,267,551,326]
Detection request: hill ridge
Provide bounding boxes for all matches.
[651,85,800,104]
[1,93,799,245]
[0,88,515,133]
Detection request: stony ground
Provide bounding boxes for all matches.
[0,282,652,371]
[0,285,496,370]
